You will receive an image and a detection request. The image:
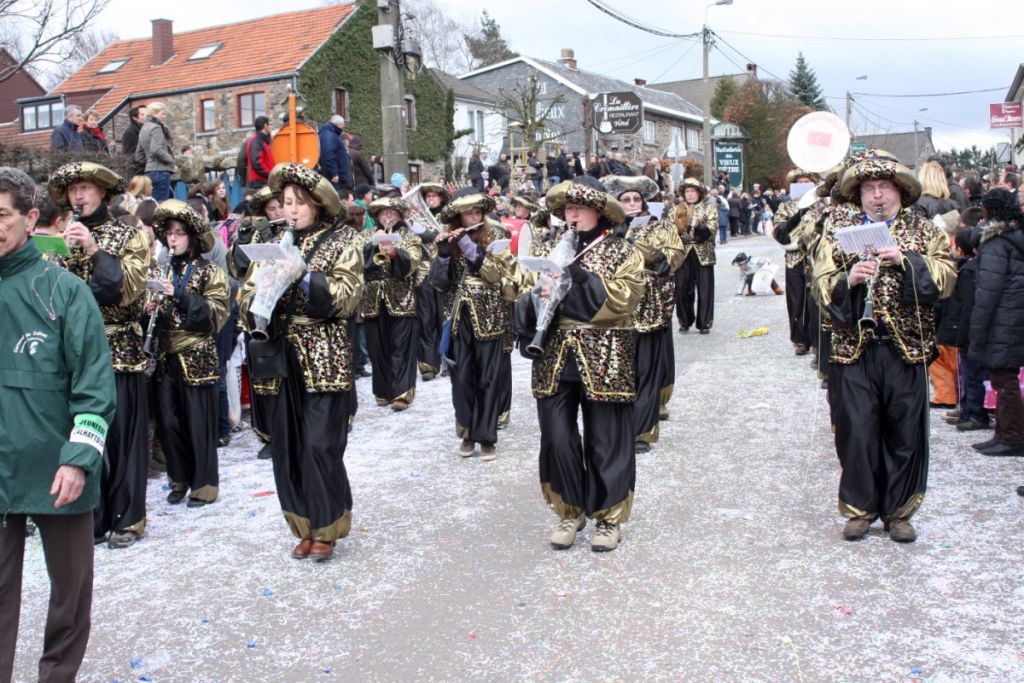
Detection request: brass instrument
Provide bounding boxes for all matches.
[142,264,172,375]
[857,207,884,334]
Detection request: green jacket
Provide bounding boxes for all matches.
[0,240,116,516]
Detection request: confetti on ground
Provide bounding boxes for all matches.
[251,490,275,497]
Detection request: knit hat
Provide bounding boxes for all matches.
[390,172,408,189]
[47,162,125,207]
[268,163,344,219]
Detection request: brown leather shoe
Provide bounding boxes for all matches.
[391,399,410,412]
[291,539,313,560]
[842,517,871,540]
[310,540,336,562]
[887,519,917,543]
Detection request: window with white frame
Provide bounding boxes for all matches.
[20,101,64,132]
[642,120,656,144]
[475,110,485,141]
[687,128,701,150]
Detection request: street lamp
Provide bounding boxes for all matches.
[702,0,733,186]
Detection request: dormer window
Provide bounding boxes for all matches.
[98,59,128,74]
[188,44,221,61]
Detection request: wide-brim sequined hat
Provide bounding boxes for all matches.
[679,177,707,200]
[367,196,412,220]
[48,162,125,207]
[153,198,216,252]
[248,185,281,217]
[544,179,625,225]
[601,175,659,201]
[439,192,496,225]
[838,150,921,206]
[268,163,344,219]
[785,169,822,185]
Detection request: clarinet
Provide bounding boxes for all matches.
[142,265,171,375]
[857,207,884,334]
[68,203,84,252]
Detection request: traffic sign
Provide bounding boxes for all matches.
[850,141,867,154]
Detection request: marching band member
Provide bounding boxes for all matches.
[240,164,363,562]
[813,151,955,543]
[431,192,519,460]
[603,176,685,452]
[518,177,644,552]
[48,162,150,549]
[362,197,423,411]
[415,182,449,381]
[773,169,821,356]
[150,200,229,508]
[671,178,718,334]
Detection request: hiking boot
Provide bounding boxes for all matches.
[887,519,917,543]
[458,440,475,457]
[108,530,141,549]
[479,443,496,462]
[973,437,1001,452]
[550,515,585,550]
[842,517,871,541]
[956,418,990,432]
[591,520,622,552]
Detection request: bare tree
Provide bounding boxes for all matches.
[0,0,111,85]
[403,0,476,74]
[44,27,117,89]
[496,74,571,154]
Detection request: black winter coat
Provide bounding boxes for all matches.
[936,257,976,349]
[968,221,1024,368]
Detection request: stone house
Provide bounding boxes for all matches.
[459,50,705,169]
[0,1,451,181]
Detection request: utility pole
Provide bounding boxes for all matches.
[913,119,920,169]
[845,91,852,130]
[701,25,712,187]
[379,0,408,181]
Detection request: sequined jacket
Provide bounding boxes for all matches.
[360,225,422,318]
[240,225,365,393]
[64,216,150,373]
[812,207,956,364]
[430,226,521,342]
[626,216,685,333]
[157,258,230,386]
[773,200,806,269]
[527,232,645,402]
[671,199,718,266]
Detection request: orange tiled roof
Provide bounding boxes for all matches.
[52,3,356,121]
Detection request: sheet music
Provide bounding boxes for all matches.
[647,202,664,220]
[487,239,511,254]
[629,215,653,229]
[239,243,289,262]
[834,221,895,256]
[518,256,563,274]
[371,232,401,245]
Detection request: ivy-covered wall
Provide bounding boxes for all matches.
[299,0,452,162]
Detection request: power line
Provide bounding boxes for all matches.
[849,87,1007,98]
[718,29,1024,43]
[603,39,692,77]
[584,0,698,39]
[649,40,700,84]
[587,38,689,70]
[711,32,789,83]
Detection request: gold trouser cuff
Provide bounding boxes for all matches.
[252,428,270,442]
[169,482,188,493]
[659,384,674,406]
[393,387,415,403]
[498,411,510,428]
[419,362,439,375]
[886,491,925,523]
[593,490,634,525]
[541,482,584,520]
[190,485,219,503]
[117,517,147,534]
[456,423,469,439]
[636,423,659,444]
[284,510,352,542]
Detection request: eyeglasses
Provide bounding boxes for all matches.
[620,196,643,203]
[165,229,188,237]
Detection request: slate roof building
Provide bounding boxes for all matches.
[851,129,935,171]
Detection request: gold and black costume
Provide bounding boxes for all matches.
[240,164,364,546]
[812,155,955,526]
[414,184,448,380]
[361,198,423,407]
[49,163,151,539]
[521,181,644,527]
[671,179,718,332]
[432,208,519,447]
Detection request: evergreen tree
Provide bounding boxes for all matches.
[709,78,737,120]
[788,52,826,110]
[464,10,518,69]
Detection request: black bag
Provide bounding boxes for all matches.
[247,334,288,380]
[513,294,539,359]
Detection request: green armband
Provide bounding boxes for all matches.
[69,413,109,456]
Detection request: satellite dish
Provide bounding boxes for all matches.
[786,111,851,173]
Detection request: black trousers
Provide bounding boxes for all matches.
[0,512,93,683]
[498,349,512,427]
[785,264,810,347]
[450,322,503,445]
[365,312,417,403]
[249,390,274,443]
[634,330,668,443]
[156,356,219,502]
[273,347,353,541]
[833,340,929,522]
[675,250,714,331]
[415,279,442,376]
[94,372,148,537]
[657,325,675,406]
[538,357,635,523]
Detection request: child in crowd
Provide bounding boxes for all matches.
[732,252,782,296]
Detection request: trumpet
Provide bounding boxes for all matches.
[858,207,884,334]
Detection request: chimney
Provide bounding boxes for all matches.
[559,48,577,71]
[634,78,647,87]
[151,19,174,66]
[746,63,758,78]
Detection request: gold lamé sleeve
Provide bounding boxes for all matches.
[659,222,685,273]
[203,265,231,333]
[477,249,522,303]
[591,248,645,326]
[630,222,661,265]
[326,242,365,319]
[701,201,718,233]
[118,229,151,307]
[774,199,797,226]
[919,229,957,300]
[399,232,423,280]
[811,231,844,309]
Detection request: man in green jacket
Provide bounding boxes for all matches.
[0,167,116,683]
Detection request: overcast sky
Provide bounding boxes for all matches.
[95,0,1021,153]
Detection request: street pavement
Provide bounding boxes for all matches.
[11,233,1024,682]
